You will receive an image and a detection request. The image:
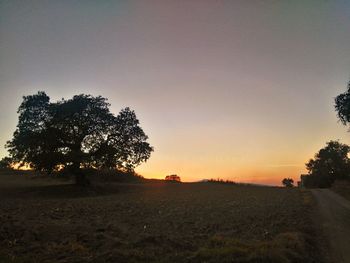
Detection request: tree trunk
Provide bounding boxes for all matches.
[75,171,90,186]
[71,163,90,186]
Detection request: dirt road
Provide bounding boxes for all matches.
[312,189,350,263]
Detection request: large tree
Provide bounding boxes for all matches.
[6,92,153,185]
[305,141,350,187]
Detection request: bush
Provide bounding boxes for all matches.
[282,178,294,187]
[77,168,144,183]
[0,157,12,169]
[302,174,333,188]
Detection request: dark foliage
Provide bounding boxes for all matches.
[335,81,350,126]
[6,91,153,185]
[0,157,12,169]
[206,178,237,185]
[282,178,294,187]
[165,174,181,182]
[304,141,350,188]
[302,174,334,188]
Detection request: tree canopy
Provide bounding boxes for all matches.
[304,141,350,187]
[6,92,153,184]
[282,178,294,187]
[165,174,181,182]
[335,81,350,126]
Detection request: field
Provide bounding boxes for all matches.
[0,171,320,263]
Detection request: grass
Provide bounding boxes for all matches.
[191,232,308,263]
[0,171,321,262]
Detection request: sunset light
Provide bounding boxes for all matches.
[1,1,350,262]
[1,1,350,186]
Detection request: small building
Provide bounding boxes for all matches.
[299,174,308,188]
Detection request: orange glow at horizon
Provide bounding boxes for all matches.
[136,163,305,186]
[11,163,32,171]
[1,1,350,187]
[135,126,350,186]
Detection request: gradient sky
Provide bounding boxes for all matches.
[1,1,350,185]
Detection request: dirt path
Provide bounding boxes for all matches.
[311,189,350,263]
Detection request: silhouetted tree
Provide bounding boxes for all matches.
[6,92,153,185]
[304,141,350,187]
[282,178,294,187]
[165,174,181,182]
[91,107,153,171]
[335,81,350,127]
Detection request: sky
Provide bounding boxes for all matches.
[1,0,350,185]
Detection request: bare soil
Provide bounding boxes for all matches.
[0,171,321,262]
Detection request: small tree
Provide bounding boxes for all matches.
[165,174,181,182]
[282,178,294,187]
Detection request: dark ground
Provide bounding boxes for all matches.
[311,189,350,263]
[0,170,322,263]
[331,180,350,201]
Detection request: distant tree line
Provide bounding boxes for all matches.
[207,178,237,185]
[165,174,181,182]
[2,92,153,185]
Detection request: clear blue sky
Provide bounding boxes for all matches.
[1,0,350,184]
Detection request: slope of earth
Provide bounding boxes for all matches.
[0,171,321,263]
